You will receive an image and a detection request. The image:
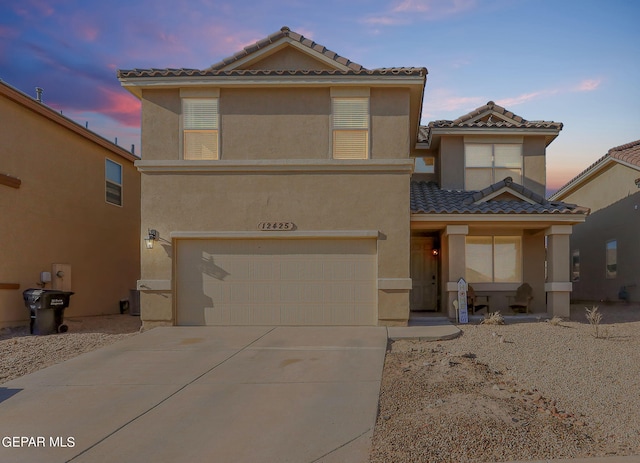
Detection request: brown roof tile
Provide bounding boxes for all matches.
[417,101,563,143]
[207,26,366,72]
[608,139,640,167]
[411,179,588,215]
[117,27,428,79]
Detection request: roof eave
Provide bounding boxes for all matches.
[118,73,426,98]
[1,81,138,162]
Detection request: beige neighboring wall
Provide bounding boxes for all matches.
[0,84,140,327]
[559,163,640,213]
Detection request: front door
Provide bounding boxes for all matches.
[410,237,438,311]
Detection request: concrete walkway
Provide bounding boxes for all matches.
[0,326,387,463]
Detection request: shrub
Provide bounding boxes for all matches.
[585,306,603,338]
[481,311,505,325]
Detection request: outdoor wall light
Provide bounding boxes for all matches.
[145,229,159,249]
[432,248,440,256]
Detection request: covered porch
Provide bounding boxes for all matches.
[409,179,590,319]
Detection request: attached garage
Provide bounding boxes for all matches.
[175,236,378,326]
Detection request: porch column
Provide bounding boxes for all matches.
[545,225,573,318]
[443,225,468,318]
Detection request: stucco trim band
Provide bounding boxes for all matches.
[137,280,172,291]
[412,214,587,224]
[136,159,415,174]
[378,278,413,290]
[445,281,522,292]
[545,282,573,292]
[170,230,380,240]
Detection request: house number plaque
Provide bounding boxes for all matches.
[257,222,295,231]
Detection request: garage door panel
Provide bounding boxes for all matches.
[177,239,377,326]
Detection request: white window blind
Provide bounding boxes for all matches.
[465,143,522,189]
[466,236,522,283]
[183,98,219,160]
[332,97,369,159]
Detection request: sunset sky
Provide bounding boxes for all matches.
[1,0,638,194]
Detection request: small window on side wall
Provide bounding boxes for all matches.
[605,240,617,279]
[415,157,435,173]
[571,250,580,282]
[105,159,122,206]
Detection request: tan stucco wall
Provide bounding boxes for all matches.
[221,88,330,159]
[139,170,411,325]
[560,163,640,214]
[0,95,140,327]
[371,88,410,159]
[522,136,546,196]
[141,89,180,160]
[439,136,465,190]
[242,47,336,71]
[140,87,413,162]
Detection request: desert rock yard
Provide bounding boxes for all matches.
[370,304,640,462]
[0,314,141,384]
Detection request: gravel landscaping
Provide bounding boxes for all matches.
[370,303,640,462]
[0,314,141,384]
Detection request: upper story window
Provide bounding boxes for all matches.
[331,88,370,159]
[465,143,522,190]
[105,158,122,206]
[180,89,220,160]
[183,98,219,160]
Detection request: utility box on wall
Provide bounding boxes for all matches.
[52,264,72,292]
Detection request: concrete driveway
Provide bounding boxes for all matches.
[0,326,387,463]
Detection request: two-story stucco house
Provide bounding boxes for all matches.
[118,27,588,328]
[0,80,140,327]
[550,140,640,303]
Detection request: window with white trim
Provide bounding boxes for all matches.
[465,143,522,190]
[465,236,522,283]
[606,240,617,279]
[332,97,369,159]
[183,98,219,160]
[105,159,122,206]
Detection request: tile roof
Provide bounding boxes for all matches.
[208,26,366,72]
[117,27,427,79]
[418,101,563,143]
[608,139,640,167]
[411,179,589,215]
[549,139,640,200]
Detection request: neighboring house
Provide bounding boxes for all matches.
[117,27,587,328]
[0,80,140,328]
[550,140,640,303]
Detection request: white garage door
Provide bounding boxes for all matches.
[176,238,377,325]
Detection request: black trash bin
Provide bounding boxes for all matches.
[23,289,74,335]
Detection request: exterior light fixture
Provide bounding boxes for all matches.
[432,248,439,256]
[145,229,159,249]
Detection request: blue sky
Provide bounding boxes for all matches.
[1,0,638,192]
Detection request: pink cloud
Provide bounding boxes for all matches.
[96,86,141,128]
[575,79,602,92]
[496,90,554,107]
[363,0,476,25]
